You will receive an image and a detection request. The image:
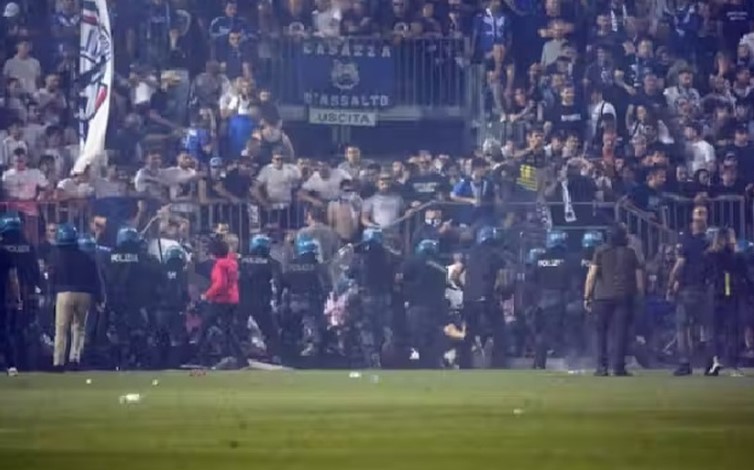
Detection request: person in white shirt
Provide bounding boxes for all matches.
[2,39,42,95]
[162,151,201,215]
[253,150,301,208]
[56,167,95,200]
[133,151,168,200]
[298,160,351,206]
[313,0,342,38]
[1,149,49,201]
[684,122,716,174]
[219,78,257,119]
[93,163,128,199]
[40,125,71,180]
[22,103,46,158]
[0,119,29,169]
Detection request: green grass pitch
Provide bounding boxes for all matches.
[1,370,753,469]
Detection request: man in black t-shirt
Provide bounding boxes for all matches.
[668,205,713,376]
[545,84,586,137]
[0,241,19,376]
[720,0,753,54]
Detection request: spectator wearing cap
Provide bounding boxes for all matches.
[724,126,754,181]
[684,122,716,175]
[712,163,748,197]
[2,37,41,95]
[210,1,252,43]
[298,160,352,208]
[1,3,24,50]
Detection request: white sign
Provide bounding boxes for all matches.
[76,0,114,173]
[308,108,377,127]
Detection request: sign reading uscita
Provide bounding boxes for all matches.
[308,108,377,127]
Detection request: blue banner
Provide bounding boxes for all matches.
[298,39,394,109]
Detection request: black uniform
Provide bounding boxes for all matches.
[0,248,18,370]
[153,260,191,368]
[105,243,161,368]
[531,245,574,369]
[239,253,283,359]
[461,244,507,368]
[349,244,396,368]
[0,233,41,369]
[400,255,447,368]
[707,248,750,369]
[563,246,596,366]
[675,231,712,366]
[281,253,329,358]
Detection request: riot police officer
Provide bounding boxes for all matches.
[0,214,41,372]
[348,228,396,368]
[400,239,447,368]
[461,226,508,369]
[281,234,329,361]
[0,218,20,376]
[105,227,160,369]
[531,229,575,370]
[77,234,110,368]
[154,246,191,368]
[48,224,103,371]
[239,234,283,362]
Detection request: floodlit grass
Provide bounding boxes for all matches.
[0,370,752,469]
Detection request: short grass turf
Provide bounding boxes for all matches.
[1,371,753,470]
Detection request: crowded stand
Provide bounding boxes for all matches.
[1,0,754,375]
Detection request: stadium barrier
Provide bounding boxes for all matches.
[3,195,748,259]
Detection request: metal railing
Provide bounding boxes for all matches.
[6,195,749,262]
[615,199,678,262]
[255,37,469,109]
[662,194,750,240]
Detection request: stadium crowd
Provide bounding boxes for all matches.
[1,0,754,374]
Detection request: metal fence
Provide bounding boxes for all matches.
[4,196,751,262]
[661,194,750,240]
[255,37,469,109]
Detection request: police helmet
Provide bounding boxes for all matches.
[295,234,319,256]
[250,234,272,255]
[416,239,439,256]
[77,234,97,253]
[581,230,604,249]
[116,227,140,247]
[476,226,498,245]
[545,230,567,249]
[362,228,384,245]
[526,247,546,265]
[164,245,186,263]
[0,213,22,234]
[56,223,79,246]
